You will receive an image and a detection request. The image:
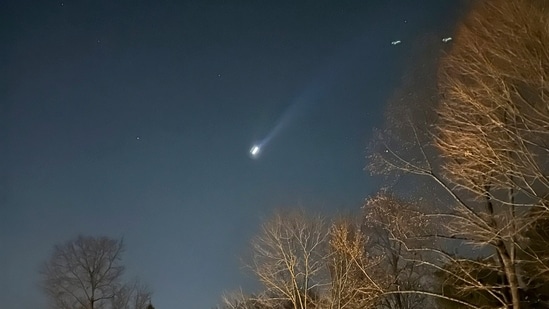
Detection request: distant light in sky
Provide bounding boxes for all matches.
[249,145,261,159]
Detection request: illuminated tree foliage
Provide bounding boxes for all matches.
[365,0,549,308]
[435,0,549,307]
[328,218,384,309]
[249,210,329,309]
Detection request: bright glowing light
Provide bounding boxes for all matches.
[249,145,261,158]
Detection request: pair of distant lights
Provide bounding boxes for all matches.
[391,37,451,46]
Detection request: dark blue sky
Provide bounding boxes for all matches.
[1,1,464,308]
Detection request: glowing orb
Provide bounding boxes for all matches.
[249,145,261,158]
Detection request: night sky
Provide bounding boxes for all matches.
[1,1,463,308]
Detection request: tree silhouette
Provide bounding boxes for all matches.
[41,235,125,309]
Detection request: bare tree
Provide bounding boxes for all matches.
[435,0,549,307]
[249,210,329,309]
[41,235,125,309]
[219,290,272,309]
[111,279,152,309]
[363,192,431,309]
[368,0,549,307]
[225,212,388,309]
[327,217,384,309]
[434,257,507,309]
[437,0,549,198]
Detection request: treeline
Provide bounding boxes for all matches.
[218,0,549,308]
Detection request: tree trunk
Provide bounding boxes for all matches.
[497,244,521,309]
